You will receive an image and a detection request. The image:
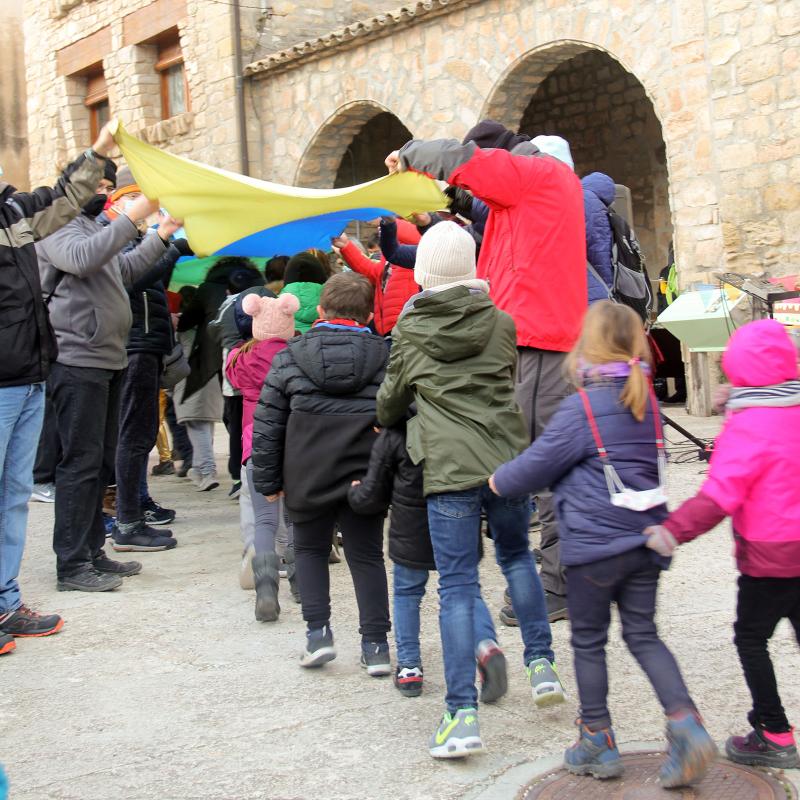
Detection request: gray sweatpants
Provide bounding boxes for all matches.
[515,347,572,597]
[245,460,293,556]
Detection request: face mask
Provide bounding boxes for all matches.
[83,194,107,218]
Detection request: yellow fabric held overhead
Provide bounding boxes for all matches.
[111,122,446,257]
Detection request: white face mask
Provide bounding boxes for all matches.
[604,456,668,512]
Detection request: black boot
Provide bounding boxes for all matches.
[284,549,301,604]
[252,552,281,622]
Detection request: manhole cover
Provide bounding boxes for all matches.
[518,751,795,800]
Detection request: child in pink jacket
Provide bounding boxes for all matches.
[646,319,800,769]
[226,292,299,622]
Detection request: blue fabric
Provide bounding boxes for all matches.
[426,484,553,712]
[0,383,45,613]
[493,380,670,568]
[215,207,393,257]
[581,172,616,304]
[392,561,496,667]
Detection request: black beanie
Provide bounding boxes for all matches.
[103,157,118,186]
[284,252,327,285]
[462,119,531,151]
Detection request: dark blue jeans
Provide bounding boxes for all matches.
[566,547,696,730]
[427,484,554,712]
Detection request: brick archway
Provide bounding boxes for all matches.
[294,100,412,189]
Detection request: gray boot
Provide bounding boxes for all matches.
[284,548,301,605]
[252,552,281,622]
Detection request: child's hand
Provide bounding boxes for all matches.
[643,525,678,557]
[351,480,361,487]
[488,474,500,495]
[331,232,349,250]
[712,383,732,413]
[265,491,284,502]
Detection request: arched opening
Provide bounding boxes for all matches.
[295,102,412,189]
[483,44,672,277]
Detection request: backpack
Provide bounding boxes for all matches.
[587,209,652,323]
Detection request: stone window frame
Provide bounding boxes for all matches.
[85,68,110,141]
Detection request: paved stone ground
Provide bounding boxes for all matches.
[3,410,799,800]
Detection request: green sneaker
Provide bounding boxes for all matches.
[429,708,484,759]
[527,657,566,708]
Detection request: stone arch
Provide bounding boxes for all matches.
[294,100,412,189]
[482,41,672,276]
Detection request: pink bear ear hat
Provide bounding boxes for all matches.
[242,293,300,341]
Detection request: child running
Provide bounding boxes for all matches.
[378,221,562,760]
[490,301,716,787]
[251,272,391,675]
[646,318,800,769]
[226,292,299,622]
[348,418,508,701]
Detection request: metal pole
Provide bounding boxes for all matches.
[232,0,250,176]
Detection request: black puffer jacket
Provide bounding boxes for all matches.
[251,326,388,522]
[348,425,434,570]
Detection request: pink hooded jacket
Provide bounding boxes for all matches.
[225,338,287,463]
[665,319,800,577]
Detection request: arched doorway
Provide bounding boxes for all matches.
[483,44,672,277]
[295,101,412,189]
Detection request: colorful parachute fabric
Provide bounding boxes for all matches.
[112,122,446,258]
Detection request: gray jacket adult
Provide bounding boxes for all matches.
[36,213,168,371]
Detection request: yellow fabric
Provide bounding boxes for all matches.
[112,123,446,257]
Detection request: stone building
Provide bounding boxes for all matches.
[0,3,29,190]
[23,0,800,411]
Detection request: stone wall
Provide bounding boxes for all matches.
[0,3,29,190]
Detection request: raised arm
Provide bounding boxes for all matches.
[378,219,417,269]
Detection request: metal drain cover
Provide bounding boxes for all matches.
[518,752,795,800]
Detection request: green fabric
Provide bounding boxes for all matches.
[169,256,269,291]
[280,281,323,333]
[665,262,679,305]
[377,286,529,496]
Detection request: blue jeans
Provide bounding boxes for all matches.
[0,383,45,614]
[427,484,554,712]
[393,562,497,667]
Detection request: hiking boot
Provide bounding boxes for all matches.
[31,482,55,503]
[545,590,569,623]
[360,641,391,677]
[300,624,336,668]
[228,481,242,500]
[102,485,117,516]
[57,566,122,593]
[92,551,142,577]
[395,665,423,697]
[142,498,176,526]
[429,708,483,759]
[564,721,624,779]
[0,633,15,655]
[176,459,193,478]
[659,712,718,788]
[151,460,175,476]
[499,605,519,626]
[725,727,799,769]
[253,552,281,622]
[284,550,301,604]
[195,472,220,492]
[527,658,566,708]
[239,545,255,590]
[112,521,177,552]
[477,639,508,704]
[0,604,64,636]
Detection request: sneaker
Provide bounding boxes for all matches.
[527,658,566,708]
[142,497,176,526]
[186,467,202,485]
[477,639,508,703]
[112,522,177,552]
[429,708,484,759]
[499,604,519,627]
[0,604,64,636]
[176,459,193,478]
[151,460,175,476]
[545,590,569,623]
[31,482,55,503]
[659,712,718,788]
[195,472,220,492]
[360,641,391,677]
[300,625,337,668]
[394,665,423,697]
[228,481,242,500]
[92,551,142,577]
[0,633,15,655]
[240,545,255,590]
[57,566,122,593]
[725,727,799,769]
[564,721,624,779]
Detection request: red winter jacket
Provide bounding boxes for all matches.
[399,140,587,352]
[340,237,420,336]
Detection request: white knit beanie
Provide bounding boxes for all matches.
[532,135,575,170]
[413,221,476,291]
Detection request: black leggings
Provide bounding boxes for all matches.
[734,575,800,733]
[291,501,390,641]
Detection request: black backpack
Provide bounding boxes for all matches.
[587,209,652,323]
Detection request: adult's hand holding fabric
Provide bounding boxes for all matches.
[643,525,677,557]
[125,195,160,224]
[92,119,118,158]
[157,215,183,242]
[385,151,401,174]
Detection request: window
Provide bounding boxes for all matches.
[156,33,189,119]
[85,69,109,141]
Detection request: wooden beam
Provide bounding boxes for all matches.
[122,0,188,47]
[56,26,111,76]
